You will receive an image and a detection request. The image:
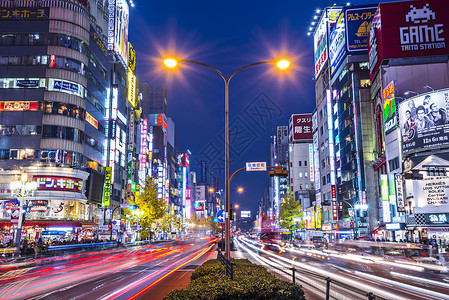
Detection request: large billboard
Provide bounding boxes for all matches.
[329,10,346,76]
[289,114,313,142]
[345,6,377,53]
[114,0,129,66]
[413,176,449,214]
[398,89,449,154]
[369,0,449,80]
[314,7,342,78]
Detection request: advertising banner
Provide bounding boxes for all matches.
[114,0,129,66]
[16,79,39,88]
[395,173,405,212]
[332,185,337,220]
[368,6,382,80]
[345,6,377,53]
[10,207,20,225]
[314,7,342,78]
[413,176,449,214]
[329,11,346,76]
[0,7,48,20]
[369,0,449,80]
[48,79,83,97]
[0,101,38,111]
[85,111,98,129]
[289,114,313,142]
[382,81,397,133]
[398,89,449,154]
[33,176,84,193]
[103,167,112,206]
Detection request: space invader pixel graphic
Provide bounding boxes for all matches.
[405,4,436,24]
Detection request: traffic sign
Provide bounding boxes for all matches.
[246,162,267,171]
[120,204,130,208]
[217,210,225,223]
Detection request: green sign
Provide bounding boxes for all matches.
[131,181,136,192]
[127,161,132,179]
[103,167,112,206]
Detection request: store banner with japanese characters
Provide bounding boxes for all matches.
[289,114,313,142]
[33,176,84,193]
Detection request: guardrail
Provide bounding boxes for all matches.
[47,242,117,251]
[266,266,385,300]
[217,249,234,280]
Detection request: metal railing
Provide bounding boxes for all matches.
[217,249,234,280]
[264,265,386,300]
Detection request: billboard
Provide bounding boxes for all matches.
[128,42,136,74]
[382,81,397,133]
[329,10,346,76]
[345,6,377,53]
[33,176,84,193]
[314,7,342,78]
[369,0,449,80]
[289,114,313,141]
[241,211,251,218]
[0,101,38,111]
[398,89,449,154]
[413,176,449,213]
[114,0,129,66]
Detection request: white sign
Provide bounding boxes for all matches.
[99,225,110,230]
[414,176,449,213]
[241,211,251,218]
[395,173,405,211]
[246,162,267,171]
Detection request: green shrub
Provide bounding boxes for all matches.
[165,258,305,300]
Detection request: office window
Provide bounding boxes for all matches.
[322,176,326,185]
[305,161,307,166]
[306,184,309,189]
[299,172,302,178]
[305,172,308,178]
[298,161,301,167]
[300,184,303,190]
[327,174,331,183]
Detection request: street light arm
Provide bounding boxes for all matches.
[181,60,227,82]
[227,61,274,83]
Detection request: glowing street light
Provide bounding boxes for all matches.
[163,58,178,68]
[163,56,291,259]
[237,187,244,193]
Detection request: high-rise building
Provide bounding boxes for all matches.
[0,0,135,242]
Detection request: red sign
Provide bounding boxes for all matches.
[289,114,313,142]
[369,0,449,80]
[179,152,190,168]
[332,185,337,220]
[33,176,84,193]
[0,101,38,111]
[10,207,20,225]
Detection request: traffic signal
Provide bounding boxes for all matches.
[230,208,235,221]
[350,221,354,229]
[268,166,289,177]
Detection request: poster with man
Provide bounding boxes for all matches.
[398,89,449,154]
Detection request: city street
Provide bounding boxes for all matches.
[0,238,216,300]
[235,236,449,300]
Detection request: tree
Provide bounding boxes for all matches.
[279,191,303,234]
[124,176,167,239]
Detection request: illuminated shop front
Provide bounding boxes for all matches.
[0,167,97,243]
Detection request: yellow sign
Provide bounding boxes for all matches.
[316,206,322,229]
[127,71,137,108]
[128,42,136,74]
[85,111,98,129]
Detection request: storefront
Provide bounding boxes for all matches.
[0,167,99,244]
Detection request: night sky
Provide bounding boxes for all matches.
[129,0,390,216]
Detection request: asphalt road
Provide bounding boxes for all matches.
[0,238,217,300]
[235,236,449,300]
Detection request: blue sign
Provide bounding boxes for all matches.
[16,79,39,88]
[345,7,377,53]
[217,210,225,223]
[329,11,346,76]
[53,80,80,94]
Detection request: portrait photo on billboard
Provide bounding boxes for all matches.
[399,89,449,154]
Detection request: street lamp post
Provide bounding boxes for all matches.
[164,58,290,259]
[10,172,37,255]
